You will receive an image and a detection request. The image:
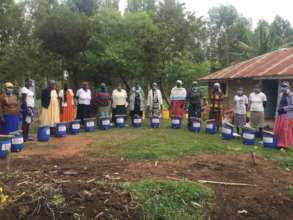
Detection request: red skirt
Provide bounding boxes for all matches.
[170,100,185,119]
[274,114,293,148]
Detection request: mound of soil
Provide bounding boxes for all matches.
[0,171,142,220]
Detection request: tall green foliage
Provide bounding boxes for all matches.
[1,0,293,96]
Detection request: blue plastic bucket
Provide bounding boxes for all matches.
[171,117,182,129]
[150,117,160,128]
[133,116,142,128]
[100,117,111,130]
[263,131,277,149]
[10,131,24,153]
[116,115,125,128]
[205,119,217,134]
[189,117,201,133]
[70,120,80,135]
[0,136,11,159]
[222,122,234,140]
[37,126,50,142]
[56,123,67,137]
[242,127,256,145]
[84,118,96,132]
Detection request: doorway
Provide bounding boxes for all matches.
[262,80,278,119]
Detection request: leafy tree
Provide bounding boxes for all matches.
[99,0,120,10]
[207,5,252,69]
[66,0,99,15]
[270,16,293,49]
[126,0,156,13]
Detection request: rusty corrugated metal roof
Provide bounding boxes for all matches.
[200,47,293,81]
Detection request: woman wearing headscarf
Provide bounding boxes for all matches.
[59,81,75,122]
[209,82,224,129]
[186,81,202,120]
[76,81,92,124]
[0,82,19,134]
[40,80,60,133]
[274,82,293,149]
[129,82,145,120]
[169,80,187,119]
[233,87,248,134]
[147,82,163,118]
[20,79,34,141]
[95,82,112,119]
[112,82,128,123]
[249,84,267,138]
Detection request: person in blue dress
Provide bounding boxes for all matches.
[0,82,20,134]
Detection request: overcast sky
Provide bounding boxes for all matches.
[120,0,293,26]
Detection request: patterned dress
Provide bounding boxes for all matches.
[209,90,224,128]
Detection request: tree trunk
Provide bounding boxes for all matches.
[118,73,131,92]
[159,81,170,108]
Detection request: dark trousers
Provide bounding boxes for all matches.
[77,104,91,124]
[188,103,201,120]
[22,121,29,141]
[112,105,127,124]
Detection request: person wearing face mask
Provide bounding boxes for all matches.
[186,81,203,121]
[129,82,145,121]
[76,81,92,124]
[40,80,60,134]
[95,82,112,119]
[112,82,128,123]
[0,82,19,134]
[59,81,75,122]
[170,80,187,119]
[274,82,293,149]
[209,82,224,129]
[233,87,248,134]
[20,79,35,141]
[147,82,163,118]
[249,84,267,138]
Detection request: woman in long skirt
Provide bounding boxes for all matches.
[209,83,224,129]
[59,82,75,122]
[169,80,187,119]
[40,80,60,134]
[0,82,19,134]
[274,82,293,149]
[233,88,248,134]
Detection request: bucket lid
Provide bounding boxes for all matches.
[243,127,256,131]
[9,130,23,135]
[100,117,110,120]
[115,115,126,117]
[56,122,68,126]
[71,119,81,123]
[189,116,201,121]
[0,135,14,140]
[263,130,274,135]
[39,126,50,128]
[224,122,234,128]
[84,117,96,120]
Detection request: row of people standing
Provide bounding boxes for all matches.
[39,80,164,130]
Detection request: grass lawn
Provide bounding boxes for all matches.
[86,120,293,169]
[123,180,212,220]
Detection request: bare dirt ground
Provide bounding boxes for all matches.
[1,135,293,220]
